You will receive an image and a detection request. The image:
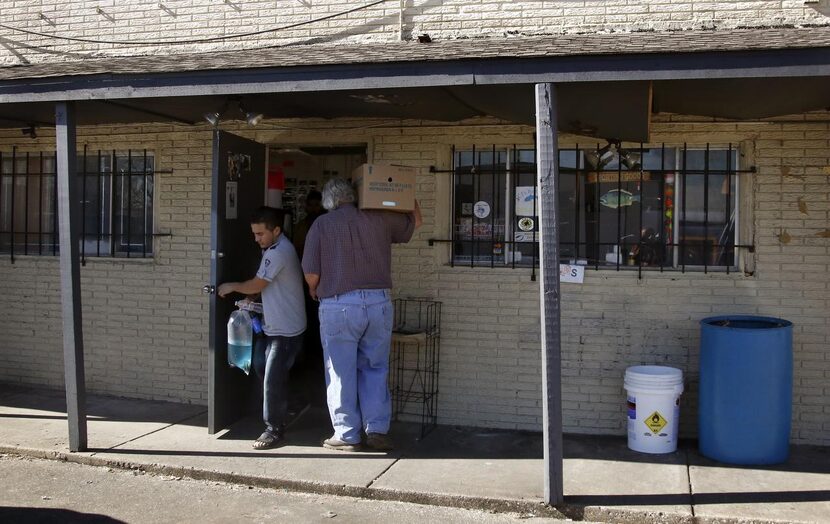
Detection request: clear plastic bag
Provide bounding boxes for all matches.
[227,310,252,375]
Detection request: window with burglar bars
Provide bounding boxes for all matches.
[0,148,155,261]
[437,144,750,276]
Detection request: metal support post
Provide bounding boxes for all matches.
[535,83,564,505]
[55,101,87,452]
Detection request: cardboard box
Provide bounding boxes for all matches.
[352,163,416,212]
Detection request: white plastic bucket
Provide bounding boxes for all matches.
[624,366,684,454]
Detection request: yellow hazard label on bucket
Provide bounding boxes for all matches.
[645,411,667,434]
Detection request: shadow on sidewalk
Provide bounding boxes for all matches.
[0,507,124,523]
[570,489,830,506]
[0,383,205,427]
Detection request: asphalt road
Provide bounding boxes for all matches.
[0,454,571,524]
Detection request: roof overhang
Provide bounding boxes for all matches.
[2,47,830,104]
[1,27,829,141]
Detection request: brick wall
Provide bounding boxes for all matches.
[1,0,828,65]
[0,115,828,444]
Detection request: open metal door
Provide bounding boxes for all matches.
[206,130,266,434]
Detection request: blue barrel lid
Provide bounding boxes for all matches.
[700,315,792,329]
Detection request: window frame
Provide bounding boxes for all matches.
[446,143,747,274]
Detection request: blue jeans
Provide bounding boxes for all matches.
[254,333,304,436]
[319,289,393,444]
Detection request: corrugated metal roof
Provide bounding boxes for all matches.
[2,26,829,81]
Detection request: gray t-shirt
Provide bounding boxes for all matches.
[256,235,306,337]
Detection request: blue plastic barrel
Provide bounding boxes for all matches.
[698,315,793,465]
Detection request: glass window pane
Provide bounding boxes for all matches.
[453,150,506,266]
[678,149,738,267]
[113,152,153,255]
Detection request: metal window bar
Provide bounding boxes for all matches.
[594,143,601,271]
[660,144,666,273]
[490,145,497,269]
[143,149,148,258]
[574,143,582,263]
[109,150,116,257]
[10,147,16,263]
[38,152,44,256]
[126,149,132,259]
[681,143,688,273]
[96,150,103,258]
[703,143,710,274]
[474,145,480,268]
[510,145,517,269]
[81,145,87,265]
[726,143,732,274]
[616,146,623,271]
[0,151,3,259]
[638,143,644,280]
[24,152,29,256]
[52,156,58,256]
[450,145,456,268]
[531,137,538,281]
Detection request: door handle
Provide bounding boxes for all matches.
[202,285,216,295]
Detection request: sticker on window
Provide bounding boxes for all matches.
[473,201,490,219]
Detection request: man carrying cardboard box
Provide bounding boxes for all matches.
[301,178,422,452]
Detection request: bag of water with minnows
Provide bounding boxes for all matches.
[227,310,253,375]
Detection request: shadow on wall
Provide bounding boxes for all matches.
[809,1,830,17]
[300,0,446,46]
[0,36,95,63]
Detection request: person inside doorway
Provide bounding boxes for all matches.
[218,206,307,449]
[301,179,422,452]
[292,190,325,260]
[291,189,327,405]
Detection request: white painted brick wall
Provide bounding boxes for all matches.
[0,123,212,404]
[1,0,828,65]
[0,115,827,445]
[376,116,830,446]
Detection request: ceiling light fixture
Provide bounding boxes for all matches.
[619,148,642,170]
[585,140,642,171]
[203,98,264,127]
[585,141,616,170]
[239,102,264,126]
[203,112,221,127]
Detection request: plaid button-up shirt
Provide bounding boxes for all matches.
[301,204,415,299]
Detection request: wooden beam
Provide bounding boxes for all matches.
[535,83,564,506]
[55,101,87,452]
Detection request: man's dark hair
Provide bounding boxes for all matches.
[250,206,285,230]
[306,190,322,202]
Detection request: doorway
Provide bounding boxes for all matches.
[267,145,367,411]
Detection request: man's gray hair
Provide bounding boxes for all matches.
[321,178,356,210]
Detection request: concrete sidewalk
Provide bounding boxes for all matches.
[1,384,829,524]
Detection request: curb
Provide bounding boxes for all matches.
[0,445,565,519]
[0,445,792,524]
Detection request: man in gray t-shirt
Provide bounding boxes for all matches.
[219,207,306,450]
